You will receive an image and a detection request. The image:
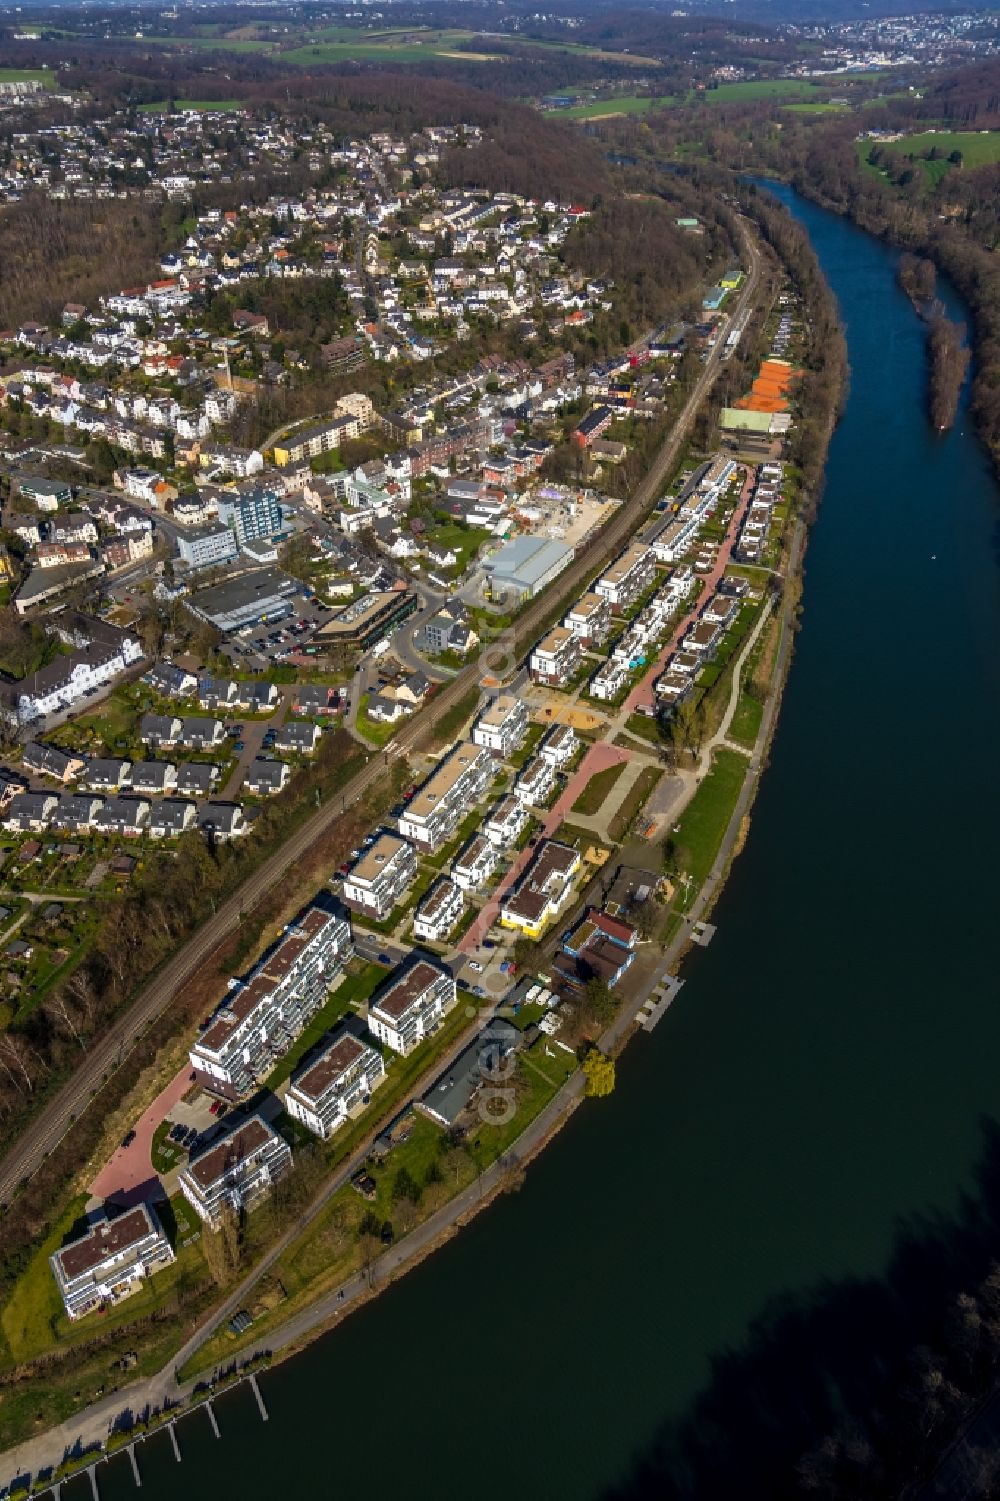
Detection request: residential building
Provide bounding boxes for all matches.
[6,620,142,725]
[472,695,529,758]
[563,590,612,647]
[245,759,290,796]
[54,794,103,832]
[147,661,198,699]
[4,792,58,832]
[451,832,498,892]
[556,906,638,989]
[21,742,84,782]
[539,723,577,769]
[397,742,493,854]
[179,1116,292,1229]
[140,713,182,749]
[418,1019,519,1128]
[216,485,283,546]
[198,802,246,841]
[367,958,457,1055]
[94,797,150,836]
[596,543,655,613]
[514,755,556,808]
[499,839,580,939]
[529,626,581,688]
[274,721,320,756]
[129,762,177,796]
[50,1204,175,1321]
[177,524,238,571]
[413,876,464,942]
[189,903,352,1098]
[343,833,417,922]
[483,793,530,849]
[148,799,198,838]
[83,757,131,791]
[179,717,225,750]
[285,1028,385,1140]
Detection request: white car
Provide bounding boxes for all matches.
[468,960,483,974]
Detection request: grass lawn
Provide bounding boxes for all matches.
[701,78,824,104]
[264,963,389,1091]
[608,766,662,842]
[355,694,405,748]
[560,94,675,120]
[570,759,627,816]
[1,1196,88,1363]
[729,692,764,749]
[0,67,55,87]
[423,521,483,574]
[667,748,746,897]
[625,712,666,747]
[425,687,480,751]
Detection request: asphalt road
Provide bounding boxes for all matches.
[0,220,763,1210]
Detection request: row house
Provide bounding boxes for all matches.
[148,799,198,838]
[50,1204,175,1322]
[179,1116,292,1230]
[147,661,198,699]
[451,832,498,892]
[285,1028,386,1141]
[367,958,457,1056]
[563,590,612,649]
[4,792,58,832]
[21,743,83,782]
[529,626,581,688]
[413,877,464,943]
[95,797,150,836]
[343,833,417,922]
[189,904,353,1099]
[471,694,529,759]
[596,544,656,614]
[397,742,493,854]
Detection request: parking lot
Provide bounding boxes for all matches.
[222,595,338,669]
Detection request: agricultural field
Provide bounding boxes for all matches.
[559,95,675,121]
[700,78,828,104]
[137,98,244,113]
[0,67,55,88]
[859,128,1000,186]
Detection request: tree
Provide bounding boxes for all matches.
[582,1048,616,1097]
[391,1164,421,1205]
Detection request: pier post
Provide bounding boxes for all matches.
[88,1463,100,1501]
[205,1399,221,1438]
[127,1442,141,1488]
[248,1373,269,1423]
[168,1421,182,1462]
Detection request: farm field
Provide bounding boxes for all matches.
[0,67,54,88]
[138,98,244,112]
[559,94,675,120]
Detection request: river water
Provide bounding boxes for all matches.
[83,184,1000,1500]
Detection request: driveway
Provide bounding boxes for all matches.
[89,1062,193,1207]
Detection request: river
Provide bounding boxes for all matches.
[82,184,1000,1500]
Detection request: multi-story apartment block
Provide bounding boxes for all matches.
[563,590,612,648]
[483,793,531,849]
[50,1204,175,1321]
[342,833,417,921]
[451,832,498,891]
[514,755,556,809]
[179,1116,292,1229]
[367,958,457,1055]
[216,485,282,546]
[499,840,581,940]
[539,723,577,769]
[595,543,656,614]
[413,877,464,942]
[189,904,352,1098]
[472,694,529,758]
[397,742,493,853]
[529,627,581,688]
[285,1028,385,1140]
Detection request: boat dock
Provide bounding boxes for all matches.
[636,974,685,1032]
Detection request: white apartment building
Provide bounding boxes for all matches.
[190,905,353,1098]
[179,1116,292,1229]
[590,659,630,702]
[12,627,143,725]
[451,832,498,891]
[483,791,531,849]
[563,590,612,647]
[50,1204,175,1321]
[397,742,493,853]
[367,959,457,1055]
[285,1028,385,1140]
[539,723,577,769]
[500,839,581,940]
[413,877,464,942]
[343,833,417,921]
[529,626,581,688]
[514,755,556,809]
[595,543,656,613]
[472,694,529,758]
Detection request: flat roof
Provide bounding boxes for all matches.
[349,832,410,885]
[406,742,490,824]
[484,534,572,587]
[188,567,297,620]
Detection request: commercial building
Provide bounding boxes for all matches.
[189,903,353,1098]
[342,833,417,922]
[179,1116,292,1229]
[500,839,580,939]
[50,1204,175,1321]
[314,589,418,653]
[398,741,493,854]
[367,958,457,1055]
[472,694,529,758]
[413,877,464,942]
[185,567,300,634]
[529,626,581,687]
[483,535,573,603]
[285,1028,385,1140]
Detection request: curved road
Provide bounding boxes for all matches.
[0,219,763,1211]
